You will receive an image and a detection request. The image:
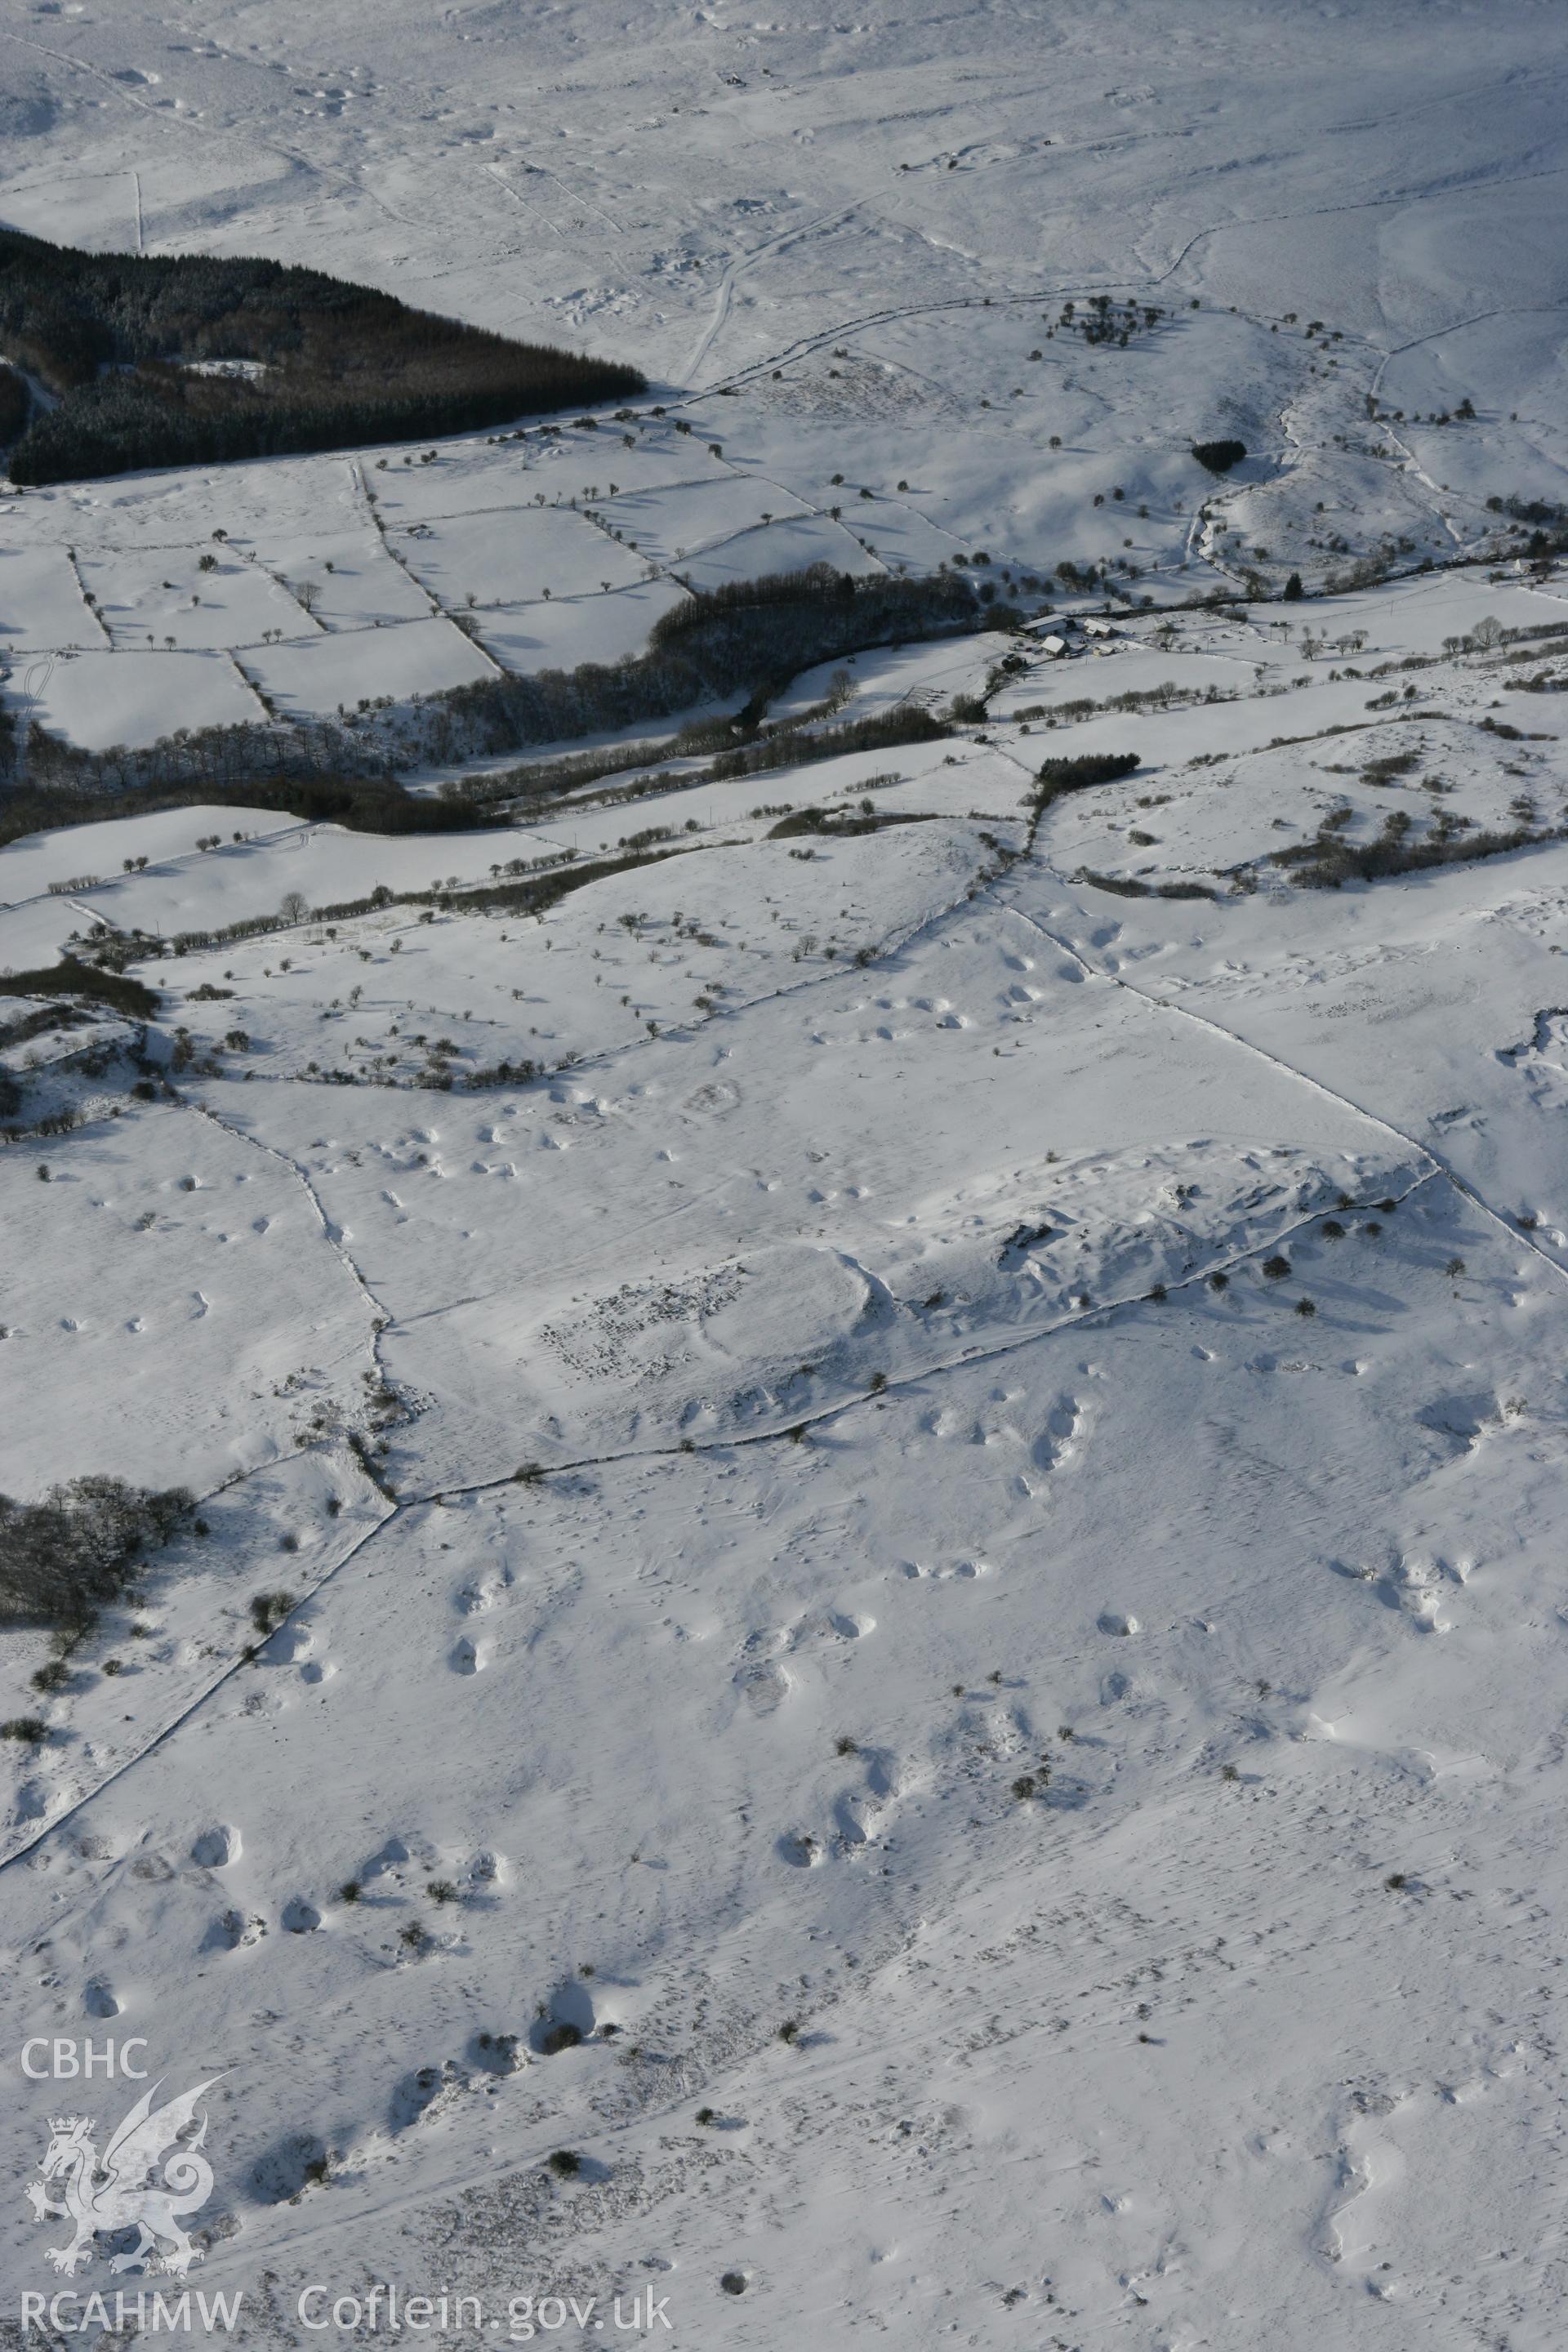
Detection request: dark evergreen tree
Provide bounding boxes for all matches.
[0,227,644,484]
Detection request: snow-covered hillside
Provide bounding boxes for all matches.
[2,0,1567,766]
[2,5,1568,2348]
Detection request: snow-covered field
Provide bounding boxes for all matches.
[3,4,1568,2346]
[3,1,1568,763]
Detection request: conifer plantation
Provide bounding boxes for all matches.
[0,229,644,483]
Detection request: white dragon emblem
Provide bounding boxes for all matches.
[25,2079,218,2276]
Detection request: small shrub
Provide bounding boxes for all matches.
[546,2149,581,2179]
[835,1735,858,1756]
[1207,1271,1229,1291]
[248,1589,295,1637]
[337,1880,362,1904]
[695,2106,715,2126]
[425,1878,457,1904]
[1294,1297,1316,1317]
[1261,1254,1290,1280]
[777,2019,800,2044]
[1321,1218,1345,1239]
[720,2274,748,2297]
[1384,1872,1407,1891]
[1,1716,47,1744]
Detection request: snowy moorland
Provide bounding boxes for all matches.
[2,3,1568,2347]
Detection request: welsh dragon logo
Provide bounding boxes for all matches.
[25,2078,218,2276]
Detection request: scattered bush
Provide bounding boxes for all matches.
[248,1589,296,1638]
[0,1477,194,1633]
[1275,817,1557,891]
